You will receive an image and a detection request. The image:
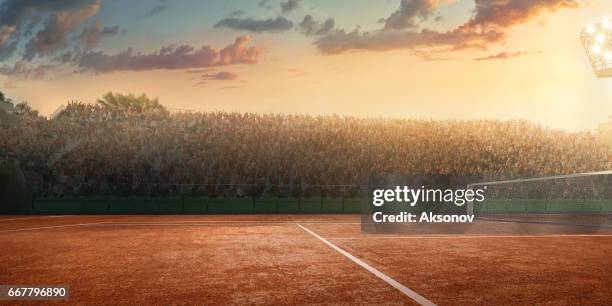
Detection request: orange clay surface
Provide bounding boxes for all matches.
[1,214,611,305]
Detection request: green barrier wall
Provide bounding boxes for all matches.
[207,197,233,213]
[254,198,278,213]
[158,198,184,213]
[7,197,612,215]
[477,199,612,214]
[232,198,255,213]
[183,197,207,213]
[321,198,343,213]
[108,197,133,212]
[277,198,300,213]
[17,196,365,214]
[342,198,361,213]
[300,197,322,213]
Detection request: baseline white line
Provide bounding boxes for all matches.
[93,222,298,227]
[297,223,435,306]
[0,222,109,233]
[104,220,361,225]
[326,234,612,240]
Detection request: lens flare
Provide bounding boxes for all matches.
[592,45,601,54]
[587,25,596,33]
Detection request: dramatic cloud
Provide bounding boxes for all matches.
[196,71,240,86]
[0,0,99,27]
[258,0,271,8]
[315,0,578,54]
[186,69,214,74]
[383,0,438,30]
[298,15,335,36]
[0,61,55,80]
[215,16,293,33]
[316,28,504,54]
[461,0,578,31]
[148,5,168,16]
[77,35,262,73]
[0,0,101,60]
[229,10,244,17]
[78,20,120,49]
[23,0,101,60]
[0,25,15,48]
[0,26,16,60]
[474,51,528,61]
[219,35,261,65]
[201,71,239,81]
[54,51,74,63]
[281,0,301,14]
[0,41,17,60]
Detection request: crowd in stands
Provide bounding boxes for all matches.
[1,93,611,197]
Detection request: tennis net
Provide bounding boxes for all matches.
[467,171,612,228]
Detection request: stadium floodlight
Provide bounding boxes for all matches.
[581,19,612,78]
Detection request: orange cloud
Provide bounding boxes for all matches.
[77,35,262,73]
[0,0,102,60]
[461,0,579,31]
[474,51,529,61]
[315,0,579,54]
[383,0,439,30]
[200,71,239,81]
[24,0,101,60]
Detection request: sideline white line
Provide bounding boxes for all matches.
[327,234,612,240]
[296,223,435,306]
[0,220,357,230]
[0,215,67,222]
[0,222,109,233]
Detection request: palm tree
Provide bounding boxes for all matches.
[14,102,38,117]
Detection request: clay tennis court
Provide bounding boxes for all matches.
[1,214,612,305]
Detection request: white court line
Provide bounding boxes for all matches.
[0,220,358,232]
[104,220,361,225]
[94,222,298,227]
[297,223,436,306]
[0,220,358,231]
[0,221,109,233]
[90,221,360,227]
[0,215,67,222]
[326,234,612,240]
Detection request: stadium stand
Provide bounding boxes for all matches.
[0,99,611,213]
[0,153,32,213]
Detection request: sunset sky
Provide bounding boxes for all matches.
[0,0,610,131]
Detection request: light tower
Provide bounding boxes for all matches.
[581,19,612,77]
[582,19,612,145]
